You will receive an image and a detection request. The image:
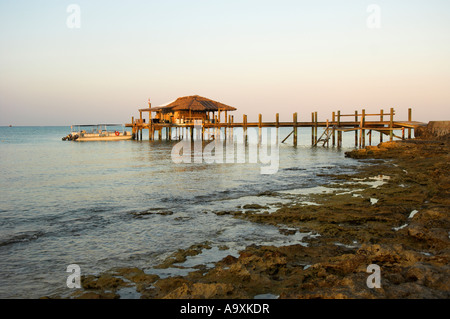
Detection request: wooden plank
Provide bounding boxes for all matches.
[281,130,294,143]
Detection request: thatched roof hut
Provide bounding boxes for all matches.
[139,95,236,124]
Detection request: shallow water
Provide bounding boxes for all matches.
[0,126,361,298]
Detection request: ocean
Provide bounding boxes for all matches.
[0,125,362,298]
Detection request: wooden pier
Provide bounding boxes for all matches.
[126,106,425,148]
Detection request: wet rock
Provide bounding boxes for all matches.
[162,282,235,299]
[214,211,241,216]
[75,291,119,299]
[111,267,159,285]
[155,242,212,269]
[131,210,173,218]
[279,228,297,235]
[242,204,269,210]
[82,274,127,291]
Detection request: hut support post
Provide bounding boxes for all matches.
[202,123,205,141]
[380,110,384,143]
[214,112,220,139]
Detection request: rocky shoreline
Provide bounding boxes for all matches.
[54,132,449,299]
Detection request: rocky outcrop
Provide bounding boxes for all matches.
[60,134,449,299]
[415,121,450,140]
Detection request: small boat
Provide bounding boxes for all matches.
[62,124,132,141]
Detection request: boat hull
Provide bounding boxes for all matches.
[75,135,132,142]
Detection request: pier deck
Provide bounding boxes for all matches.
[126,108,426,148]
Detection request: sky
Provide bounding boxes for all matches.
[0,0,449,125]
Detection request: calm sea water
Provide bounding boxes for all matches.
[0,126,361,298]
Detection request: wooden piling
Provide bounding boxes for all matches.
[243,114,248,144]
[362,109,366,147]
[314,112,318,146]
[380,109,384,143]
[258,114,262,144]
[408,108,412,139]
[332,111,336,147]
[293,112,298,147]
[359,116,363,148]
[337,111,341,147]
[229,115,233,141]
[354,111,358,147]
[390,108,394,141]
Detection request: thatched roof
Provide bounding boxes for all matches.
[140,95,236,113]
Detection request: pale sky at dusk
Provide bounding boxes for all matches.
[1,0,449,125]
